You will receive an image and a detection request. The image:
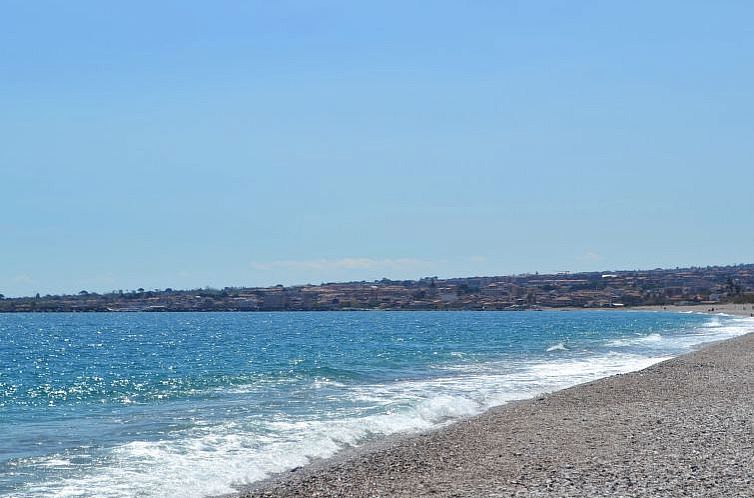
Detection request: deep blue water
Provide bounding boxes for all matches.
[1,311,751,497]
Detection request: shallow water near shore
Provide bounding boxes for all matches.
[1,311,752,497]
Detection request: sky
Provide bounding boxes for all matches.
[2,1,753,297]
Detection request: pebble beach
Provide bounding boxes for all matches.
[239,323,754,497]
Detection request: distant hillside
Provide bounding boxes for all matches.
[1,264,753,312]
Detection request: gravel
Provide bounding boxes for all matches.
[235,333,754,497]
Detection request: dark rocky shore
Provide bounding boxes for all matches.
[237,332,754,497]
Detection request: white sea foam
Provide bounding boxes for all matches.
[11,315,754,498]
[13,352,665,498]
[605,332,663,347]
[545,342,568,352]
[38,458,72,468]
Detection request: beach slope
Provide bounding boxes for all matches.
[240,332,754,497]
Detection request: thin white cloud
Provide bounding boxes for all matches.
[582,251,604,262]
[251,257,433,272]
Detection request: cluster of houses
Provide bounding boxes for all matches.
[2,265,752,312]
[264,265,752,311]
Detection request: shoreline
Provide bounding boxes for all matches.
[3,303,752,317]
[234,314,754,497]
[541,303,754,318]
[628,303,754,317]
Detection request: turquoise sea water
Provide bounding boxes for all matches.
[1,311,752,497]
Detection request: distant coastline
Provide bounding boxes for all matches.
[1,264,752,313]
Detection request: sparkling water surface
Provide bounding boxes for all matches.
[1,311,751,497]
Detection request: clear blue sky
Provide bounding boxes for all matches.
[2,1,753,297]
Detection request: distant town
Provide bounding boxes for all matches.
[1,264,753,313]
[0,264,754,312]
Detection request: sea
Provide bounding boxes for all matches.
[1,310,752,497]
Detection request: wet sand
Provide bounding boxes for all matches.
[237,328,754,497]
[547,303,754,318]
[632,303,754,317]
